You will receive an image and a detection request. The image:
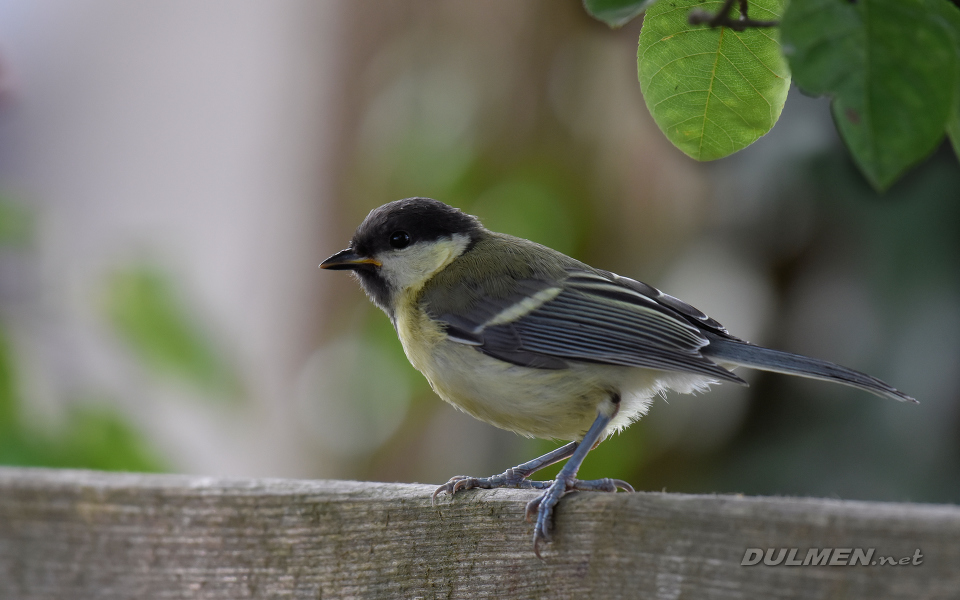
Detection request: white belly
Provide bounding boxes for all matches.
[394,303,719,441]
[413,339,716,441]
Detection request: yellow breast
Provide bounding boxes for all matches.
[392,297,618,439]
[395,298,447,376]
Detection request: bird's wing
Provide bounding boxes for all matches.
[434,268,746,384]
[590,268,738,340]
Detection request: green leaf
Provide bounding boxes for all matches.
[935,0,960,160]
[0,402,167,472]
[0,322,165,472]
[949,101,960,161]
[781,0,957,190]
[46,403,167,472]
[104,266,241,399]
[0,323,19,433]
[470,178,583,256]
[0,196,35,247]
[584,0,656,28]
[637,0,791,161]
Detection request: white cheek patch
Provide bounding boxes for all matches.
[377,233,471,293]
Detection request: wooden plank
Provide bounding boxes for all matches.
[0,467,957,599]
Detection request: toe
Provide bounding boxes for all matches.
[527,478,567,556]
[533,531,546,560]
[524,495,542,522]
[431,484,451,505]
[432,475,471,504]
[532,507,554,558]
[452,477,478,494]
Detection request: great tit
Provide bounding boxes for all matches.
[320,197,915,556]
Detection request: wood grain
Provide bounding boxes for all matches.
[0,467,958,599]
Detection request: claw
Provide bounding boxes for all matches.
[527,477,567,557]
[532,495,557,559]
[536,510,553,544]
[452,477,476,494]
[432,475,468,506]
[526,475,634,555]
[432,458,634,558]
[524,495,542,522]
[533,529,547,559]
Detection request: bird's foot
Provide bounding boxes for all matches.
[525,476,633,558]
[431,468,546,505]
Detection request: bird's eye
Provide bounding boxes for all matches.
[389,231,411,249]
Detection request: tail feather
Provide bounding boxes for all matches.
[703,337,916,404]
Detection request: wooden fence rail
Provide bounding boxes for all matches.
[0,467,958,599]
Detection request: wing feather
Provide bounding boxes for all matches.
[431,267,745,384]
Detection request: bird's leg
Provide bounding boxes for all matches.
[432,441,579,504]
[528,403,624,558]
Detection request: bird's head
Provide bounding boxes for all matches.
[320,197,483,315]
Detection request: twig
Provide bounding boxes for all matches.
[688,0,779,31]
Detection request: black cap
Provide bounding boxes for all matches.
[349,197,482,258]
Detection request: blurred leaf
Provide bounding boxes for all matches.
[453,149,595,259]
[0,323,18,432]
[381,132,476,199]
[809,146,960,304]
[0,323,164,471]
[583,0,655,28]
[531,429,647,484]
[469,178,581,255]
[637,0,790,161]
[0,196,35,247]
[104,266,240,399]
[44,403,166,472]
[950,103,960,160]
[938,0,960,160]
[364,310,429,390]
[350,69,480,205]
[300,333,413,457]
[0,403,166,473]
[781,0,957,190]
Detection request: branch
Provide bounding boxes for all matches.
[688,0,779,31]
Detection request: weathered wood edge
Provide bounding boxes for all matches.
[1,466,958,599]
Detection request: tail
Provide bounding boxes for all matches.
[703,336,916,404]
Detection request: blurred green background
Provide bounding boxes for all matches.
[0,1,957,505]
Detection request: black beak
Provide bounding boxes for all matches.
[319,248,382,271]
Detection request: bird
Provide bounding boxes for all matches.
[320,197,916,557]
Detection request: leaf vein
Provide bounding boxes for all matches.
[652,88,711,110]
[646,52,720,85]
[698,27,726,159]
[731,32,787,81]
[717,51,771,115]
[640,30,723,63]
[706,80,756,128]
[704,115,735,143]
